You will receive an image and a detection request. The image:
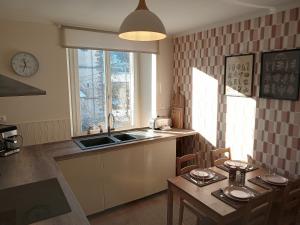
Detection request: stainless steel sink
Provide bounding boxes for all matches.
[74,130,160,150]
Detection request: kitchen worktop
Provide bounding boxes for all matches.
[0,128,197,225]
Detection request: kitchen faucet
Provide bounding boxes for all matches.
[107,113,115,136]
[153,115,159,130]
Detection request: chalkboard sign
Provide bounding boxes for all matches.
[260,49,300,101]
[224,54,254,97]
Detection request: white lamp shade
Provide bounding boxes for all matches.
[119,9,167,41]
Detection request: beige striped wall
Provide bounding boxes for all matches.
[17,119,71,146]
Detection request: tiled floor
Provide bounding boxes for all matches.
[89,191,300,225]
[88,191,196,225]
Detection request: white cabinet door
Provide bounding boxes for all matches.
[58,139,177,214]
[102,140,176,210]
[101,145,145,209]
[143,140,176,195]
[58,154,104,215]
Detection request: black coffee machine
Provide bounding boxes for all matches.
[0,124,22,157]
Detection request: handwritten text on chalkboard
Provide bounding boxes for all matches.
[260,49,300,101]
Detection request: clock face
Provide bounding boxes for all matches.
[11,52,39,77]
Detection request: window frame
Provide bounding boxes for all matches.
[67,48,137,136]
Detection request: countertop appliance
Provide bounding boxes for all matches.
[149,117,172,130]
[0,124,21,157]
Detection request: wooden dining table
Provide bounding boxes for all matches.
[167,166,275,225]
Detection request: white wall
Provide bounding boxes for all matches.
[156,38,173,117]
[138,53,153,127]
[0,20,71,145]
[137,38,174,127]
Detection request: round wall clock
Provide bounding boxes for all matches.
[11,52,39,77]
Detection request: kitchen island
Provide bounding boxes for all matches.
[0,128,196,225]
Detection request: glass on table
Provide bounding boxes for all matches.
[267,165,277,175]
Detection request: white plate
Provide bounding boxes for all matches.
[190,169,215,180]
[192,170,209,177]
[261,175,288,185]
[230,190,251,199]
[223,186,254,202]
[224,160,248,169]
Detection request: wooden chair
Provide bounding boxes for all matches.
[277,178,300,225]
[176,153,204,225]
[176,153,199,176]
[210,147,231,166]
[242,191,273,225]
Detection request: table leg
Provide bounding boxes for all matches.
[167,183,173,225]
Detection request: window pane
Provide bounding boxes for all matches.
[78,49,106,131]
[110,51,133,128]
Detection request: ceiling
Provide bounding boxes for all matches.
[0,0,299,35]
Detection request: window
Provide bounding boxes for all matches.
[69,49,135,135]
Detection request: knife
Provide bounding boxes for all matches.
[190,177,198,184]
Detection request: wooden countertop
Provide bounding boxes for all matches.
[0,128,197,225]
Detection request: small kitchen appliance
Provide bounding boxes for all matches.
[0,124,22,157]
[149,117,172,130]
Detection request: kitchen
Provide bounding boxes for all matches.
[0,0,299,225]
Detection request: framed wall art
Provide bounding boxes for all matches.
[259,49,300,101]
[224,53,254,97]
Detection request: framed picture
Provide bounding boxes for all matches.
[224,53,254,97]
[260,49,300,101]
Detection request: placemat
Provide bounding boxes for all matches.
[211,186,260,209]
[248,177,286,190]
[181,169,227,187]
[216,164,259,173]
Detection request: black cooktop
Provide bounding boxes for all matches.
[0,178,71,225]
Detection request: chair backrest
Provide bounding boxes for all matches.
[278,178,300,225]
[243,191,273,225]
[210,147,231,166]
[176,153,198,175]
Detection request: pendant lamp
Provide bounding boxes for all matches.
[119,0,167,41]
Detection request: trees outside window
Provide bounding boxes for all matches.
[77,49,134,132]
